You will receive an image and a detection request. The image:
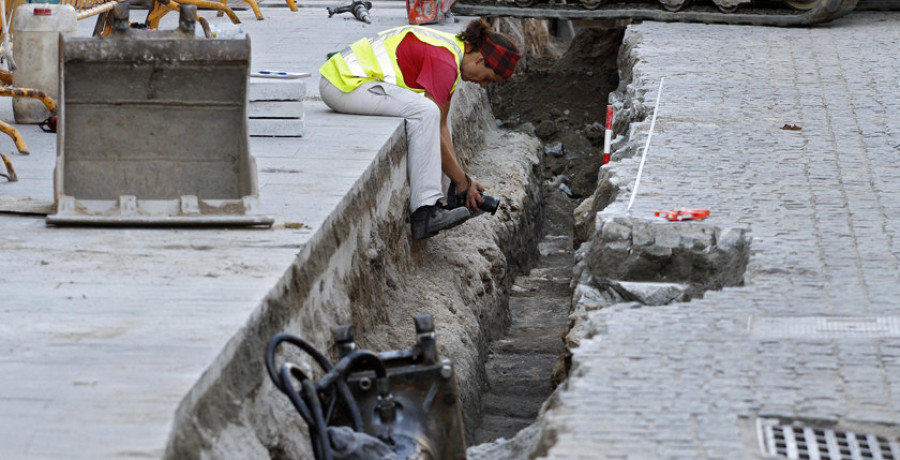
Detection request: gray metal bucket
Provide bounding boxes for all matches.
[47,4,273,227]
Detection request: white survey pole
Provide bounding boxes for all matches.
[603,105,613,165]
[626,77,665,213]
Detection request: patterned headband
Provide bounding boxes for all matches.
[480,35,520,79]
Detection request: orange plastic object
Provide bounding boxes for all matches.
[654,209,710,222]
[406,0,454,24]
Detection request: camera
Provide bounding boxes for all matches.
[445,182,500,215]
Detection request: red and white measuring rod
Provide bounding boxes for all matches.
[603,105,613,165]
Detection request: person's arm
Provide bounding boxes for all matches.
[425,92,484,211]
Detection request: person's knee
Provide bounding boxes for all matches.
[319,79,341,112]
[408,99,440,126]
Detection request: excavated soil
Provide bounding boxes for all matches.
[490,28,625,200]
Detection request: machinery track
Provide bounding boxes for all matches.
[454,0,899,27]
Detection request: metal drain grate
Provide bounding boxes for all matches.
[758,418,900,460]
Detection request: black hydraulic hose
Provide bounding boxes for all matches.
[332,380,363,431]
[304,379,334,460]
[325,391,339,425]
[279,364,328,459]
[265,333,365,431]
[279,363,315,427]
[266,333,333,393]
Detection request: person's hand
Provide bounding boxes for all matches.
[465,178,485,212]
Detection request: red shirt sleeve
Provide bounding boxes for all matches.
[395,33,459,107]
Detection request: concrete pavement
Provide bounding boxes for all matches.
[0,3,476,457]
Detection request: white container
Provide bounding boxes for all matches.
[12,4,77,124]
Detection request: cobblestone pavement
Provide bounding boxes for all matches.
[540,13,900,459]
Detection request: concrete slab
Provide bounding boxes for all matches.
[0,3,474,458]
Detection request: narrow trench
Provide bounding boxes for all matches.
[471,26,625,446]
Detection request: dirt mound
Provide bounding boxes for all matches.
[489,28,624,199]
[491,28,623,131]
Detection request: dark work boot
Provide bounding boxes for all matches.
[410,205,471,240]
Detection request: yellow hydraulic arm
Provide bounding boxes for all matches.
[0,86,58,156]
[146,0,252,28]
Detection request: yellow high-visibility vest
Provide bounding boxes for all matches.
[319,25,464,94]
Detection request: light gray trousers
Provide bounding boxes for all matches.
[319,78,444,213]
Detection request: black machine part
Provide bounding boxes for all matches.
[327,426,397,460]
[265,314,466,460]
[451,0,865,27]
[326,1,374,23]
[444,182,500,216]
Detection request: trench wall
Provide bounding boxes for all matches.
[541,26,752,457]
[162,81,544,458]
[562,24,749,398]
[471,25,753,459]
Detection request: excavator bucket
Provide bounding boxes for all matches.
[47,3,273,227]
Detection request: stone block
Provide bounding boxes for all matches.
[632,221,655,246]
[248,100,303,118]
[248,78,306,101]
[652,224,682,249]
[248,77,306,137]
[610,281,690,306]
[601,218,632,241]
[248,116,305,137]
[586,216,751,298]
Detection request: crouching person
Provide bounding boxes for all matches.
[318,19,520,240]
